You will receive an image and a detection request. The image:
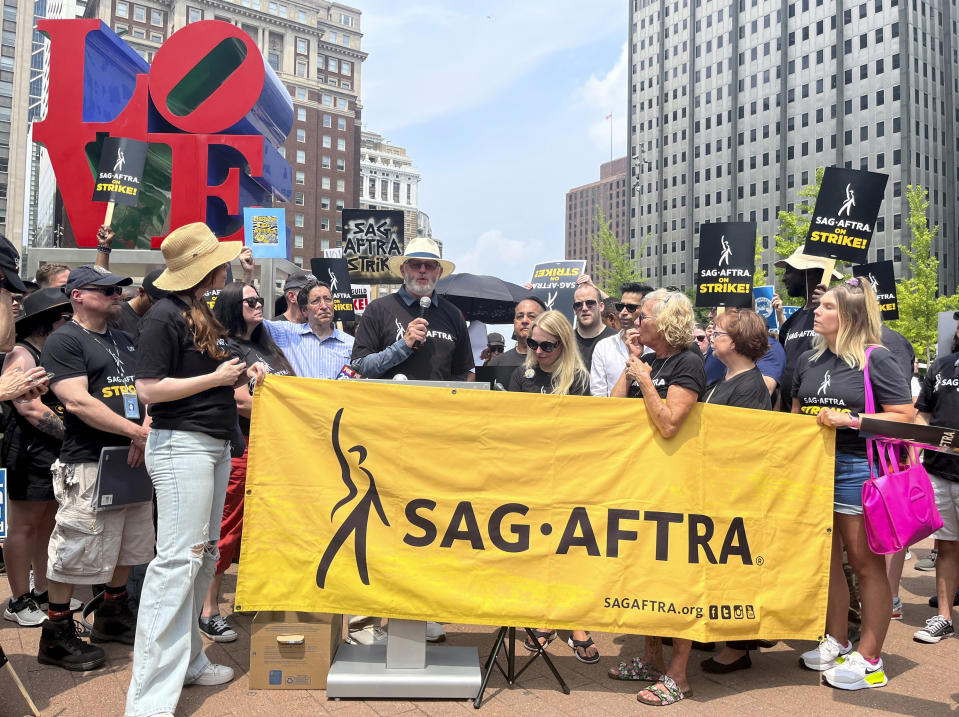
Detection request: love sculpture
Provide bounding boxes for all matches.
[34,19,293,248]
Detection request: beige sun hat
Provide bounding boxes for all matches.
[153,222,243,291]
[774,245,844,279]
[387,236,455,278]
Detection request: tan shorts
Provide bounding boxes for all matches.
[931,472,959,542]
[47,461,155,585]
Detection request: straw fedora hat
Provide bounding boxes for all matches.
[153,223,243,292]
[387,236,455,278]
[774,246,843,279]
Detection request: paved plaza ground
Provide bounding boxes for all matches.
[1,539,957,716]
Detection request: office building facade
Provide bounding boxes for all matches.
[565,156,630,280]
[628,0,959,294]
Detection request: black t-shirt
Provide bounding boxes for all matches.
[703,366,772,410]
[628,346,707,399]
[880,325,915,383]
[487,347,527,368]
[136,296,237,441]
[351,293,474,380]
[110,301,142,341]
[227,336,293,434]
[41,322,143,464]
[778,305,816,411]
[916,353,959,481]
[507,365,590,395]
[576,325,617,372]
[792,347,912,457]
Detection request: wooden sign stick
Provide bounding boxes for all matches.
[820,259,836,288]
[103,201,116,228]
[1,654,41,717]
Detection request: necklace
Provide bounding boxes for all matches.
[72,318,127,375]
[651,353,674,381]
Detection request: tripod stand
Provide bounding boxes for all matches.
[473,627,570,709]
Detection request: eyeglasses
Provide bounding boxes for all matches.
[615,302,641,312]
[488,345,504,353]
[573,299,598,310]
[241,296,265,308]
[693,335,708,342]
[78,286,124,296]
[711,330,730,339]
[526,337,559,353]
[10,295,22,304]
[308,296,335,306]
[406,260,439,271]
[637,312,652,322]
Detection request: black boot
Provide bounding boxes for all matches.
[38,616,106,671]
[90,598,136,645]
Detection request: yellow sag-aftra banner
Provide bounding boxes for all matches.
[235,377,835,641]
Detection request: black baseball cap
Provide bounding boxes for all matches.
[487,332,506,347]
[284,269,316,292]
[142,268,167,301]
[65,264,133,292]
[0,234,26,293]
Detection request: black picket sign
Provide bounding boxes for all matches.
[311,257,356,323]
[92,137,149,207]
[695,222,756,308]
[853,259,899,320]
[804,166,888,264]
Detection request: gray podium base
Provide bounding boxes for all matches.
[327,644,481,699]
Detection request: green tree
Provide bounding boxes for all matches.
[590,206,644,296]
[888,185,959,363]
[774,166,824,261]
[753,233,767,287]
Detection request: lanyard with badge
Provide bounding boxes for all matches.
[72,320,141,420]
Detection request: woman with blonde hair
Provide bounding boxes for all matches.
[792,278,913,689]
[609,289,706,705]
[507,310,596,661]
[126,223,265,716]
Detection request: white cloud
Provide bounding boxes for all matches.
[359,0,625,133]
[575,42,628,156]
[455,229,547,285]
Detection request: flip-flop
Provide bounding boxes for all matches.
[568,635,600,664]
[523,629,556,652]
[608,656,661,681]
[636,675,692,706]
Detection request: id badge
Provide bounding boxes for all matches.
[123,393,140,420]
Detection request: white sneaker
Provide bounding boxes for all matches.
[823,651,888,689]
[347,625,387,646]
[3,595,46,626]
[801,634,853,670]
[426,621,446,643]
[184,663,234,686]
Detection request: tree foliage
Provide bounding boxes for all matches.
[888,185,959,363]
[590,206,644,296]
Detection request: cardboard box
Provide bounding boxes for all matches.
[249,611,342,690]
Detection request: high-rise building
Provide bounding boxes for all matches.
[628,0,959,294]
[358,129,421,242]
[565,156,630,279]
[30,0,364,265]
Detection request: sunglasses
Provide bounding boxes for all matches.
[526,337,559,353]
[489,345,504,353]
[615,302,641,312]
[241,296,265,308]
[10,294,22,303]
[573,299,598,310]
[693,335,708,342]
[78,286,124,296]
[406,260,439,271]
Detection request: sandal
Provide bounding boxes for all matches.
[636,675,692,706]
[568,634,600,664]
[608,656,661,681]
[523,629,556,652]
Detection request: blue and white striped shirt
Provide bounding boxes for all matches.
[263,321,354,379]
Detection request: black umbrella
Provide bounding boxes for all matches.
[435,273,528,323]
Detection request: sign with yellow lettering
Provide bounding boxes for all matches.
[529,260,586,324]
[695,222,756,308]
[804,166,888,264]
[235,379,836,641]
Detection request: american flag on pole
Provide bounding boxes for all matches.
[605,114,612,120]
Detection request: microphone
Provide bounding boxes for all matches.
[412,296,431,350]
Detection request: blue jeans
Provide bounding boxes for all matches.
[834,451,871,515]
[125,430,230,717]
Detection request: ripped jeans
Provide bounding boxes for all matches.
[126,429,231,717]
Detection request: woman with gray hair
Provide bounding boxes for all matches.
[609,289,706,704]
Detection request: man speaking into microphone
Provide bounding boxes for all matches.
[350,237,473,381]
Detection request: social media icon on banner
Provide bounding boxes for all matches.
[721,605,731,620]
[734,605,744,619]
[708,605,718,620]
[745,605,756,620]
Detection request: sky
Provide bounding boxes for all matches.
[356,1,629,287]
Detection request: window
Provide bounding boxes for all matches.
[342,34,350,47]
[295,192,305,206]
[294,213,304,227]
[296,128,306,142]
[340,13,355,27]
[294,234,304,249]
[268,52,279,71]
[336,199,345,209]
[336,98,347,110]
[341,61,352,75]
[296,87,307,100]
[296,37,308,54]
[134,5,145,22]
[323,114,332,128]
[337,117,346,131]
[295,171,304,184]
[295,150,305,163]
[329,31,337,44]
[132,28,145,38]
[317,55,325,70]
[151,9,162,25]
[150,32,162,42]
[115,23,128,33]
[294,257,303,267]
[298,10,306,23]
[336,158,345,171]
[336,180,345,192]
[337,138,346,151]
[321,218,330,231]
[322,94,332,107]
[187,6,201,22]
[295,59,307,78]
[321,197,330,209]
[322,135,331,148]
[322,177,331,189]
[321,155,331,169]
[297,107,306,121]
[328,59,338,73]
[116,1,129,17]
